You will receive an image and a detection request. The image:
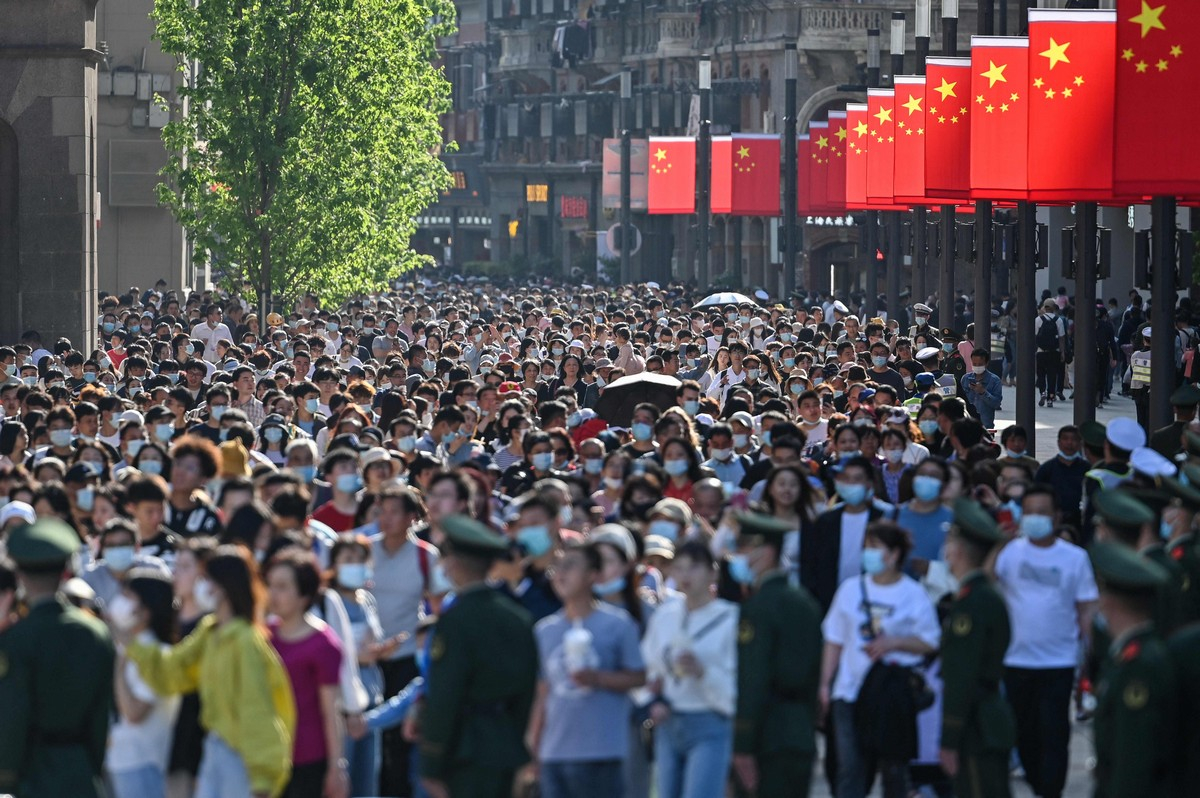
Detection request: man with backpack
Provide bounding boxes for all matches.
[1035,299,1067,409]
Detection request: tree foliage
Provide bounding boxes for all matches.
[153,0,455,312]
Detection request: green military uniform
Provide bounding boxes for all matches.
[1167,623,1200,796]
[419,515,538,798]
[1089,542,1177,798]
[1149,384,1200,459]
[941,328,969,400]
[1162,473,1200,626]
[0,519,114,798]
[940,499,1014,798]
[1122,487,1187,636]
[732,513,822,798]
[1087,490,1156,680]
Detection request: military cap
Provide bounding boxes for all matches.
[6,518,79,572]
[1123,487,1171,515]
[951,498,1004,546]
[915,346,940,361]
[1080,420,1108,450]
[1162,476,1200,510]
[1183,463,1200,488]
[1093,490,1155,532]
[1089,541,1168,596]
[1170,383,1200,407]
[733,512,795,543]
[913,303,933,315]
[941,327,960,343]
[1186,430,1200,458]
[441,514,509,558]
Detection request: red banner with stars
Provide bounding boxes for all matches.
[1114,0,1200,198]
[798,134,813,215]
[1027,9,1118,202]
[845,103,869,210]
[728,133,781,216]
[893,75,933,205]
[970,36,1030,200]
[825,110,849,213]
[807,121,832,214]
[924,57,973,200]
[647,136,696,215]
[711,136,732,214]
[866,88,897,205]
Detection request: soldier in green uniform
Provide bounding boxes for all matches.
[1162,470,1200,626]
[1080,418,1141,546]
[1149,383,1200,459]
[1089,541,1177,798]
[938,498,1014,798]
[419,514,538,798]
[941,327,969,400]
[730,512,822,798]
[1167,614,1200,796]
[0,519,114,798]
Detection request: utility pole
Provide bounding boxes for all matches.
[619,67,632,285]
[783,43,798,298]
[697,56,712,289]
[912,0,931,308]
[886,12,905,324]
[1150,197,1178,432]
[864,28,881,319]
[938,0,959,332]
[974,0,993,352]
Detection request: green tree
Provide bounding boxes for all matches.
[153,0,454,315]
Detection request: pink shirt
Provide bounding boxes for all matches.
[270,620,342,765]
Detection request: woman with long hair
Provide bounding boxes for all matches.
[760,464,821,572]
[123,546,296,798]
[660,437,704,504]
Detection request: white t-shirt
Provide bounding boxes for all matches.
[822,574,941,702]
[106,636,182,773]
[838,510,872,587]
[995,536,1098,669]
[640,596,738,716]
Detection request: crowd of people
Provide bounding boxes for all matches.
[0,276,1197,798]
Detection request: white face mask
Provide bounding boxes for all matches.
[972,365,987,375]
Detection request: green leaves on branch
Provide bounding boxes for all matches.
[154,0,455,308]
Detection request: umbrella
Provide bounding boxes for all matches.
[692,291,761,309]
[594,372,682,426]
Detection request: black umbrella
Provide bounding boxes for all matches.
[593,372,682,426]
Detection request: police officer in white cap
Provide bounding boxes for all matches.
[1081,418,1145,546]
[909,303,934,338]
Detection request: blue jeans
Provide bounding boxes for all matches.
[111,763,167,798]
[541,759,624,798]
[345,728,379,797]
[654,710,733,798]
[195,735,253,798]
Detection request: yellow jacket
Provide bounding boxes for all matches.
[128,616,296,797]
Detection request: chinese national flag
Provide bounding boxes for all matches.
[808,121,831,214]
[647,136,696,214]
[925,57,973,199]
[866,89,897,204]
[970,36,1030,199]
[798,135,812,215]
[845,103,870,210]
[729,134,781,216]
[825,110,849,213]
[893,75,931,204]
[1027,9,1118,202]
[1114,0,1200,198]
[711,137,733,214]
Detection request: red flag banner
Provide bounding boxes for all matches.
[808,121,831,214]
[647,136,696,214]
[970,36,1030,199]
[924,57,973,199]
[825,110,849,213]
[1114,0,1200,198]
[711,136,732,214]
[1027,9,1118,202]
[798,135,812,215]
[730,134,781,216]
[866,88,897,205]
[893,75,931,204]
[845,104,869,210]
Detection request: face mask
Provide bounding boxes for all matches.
[49,429,74,448]
[593,576,626,597]
[972,365,987,375]
[710,447,733,462]
[680,399,700,418]
[884,449,904,464]
[595,376,606,389]
[1161,518,1174,541]
[105,545,135,572]
[422,360,436,373]
[943,343,954,353]
[517,525,553,558]
[336,473,363,494]
[733,433,750,449]
[688,358,701,368]
[918,420,940,437]
[835,482,870,506]
[664,458,689,477]
[22,375,37,387]
[861,547,886,576]
[567,411,582,428]
[396,435,417,453]
[295,464,317,483]
[532,452,554,471]
[728,554,755,585]
[155,423,174,443]
[780,333,793,343]
[107,593,140,631]
[304,397,320,414]
[1005,448,1025,459]
[872,356,888,368]
[102,322,117,334]
[338,563,372,590]
[912,475,943,503]
[138,459,163,476]
[632,422,653,442]
[82,371,97,384]
[648,519,680,542]
[552,347,564,357]
[76,486,95,512]
[194,577,219,612]
[603,476,623,490]
[813,377,824,386]
[783,357,796,369]
[1058,449,1080,461]
[761,430,773,447]
[833,390,844,399]
[1020,514,1055,541]
[558,505,574,527]
[747,369,760,380]
[915,315,928,326]
[583,458,604,475]
[430,562,454,595]
[442,429,459,445]
[264,427,284,443]
[903,376,913,387]
[165,373,180,384]
[1003,499,1023,523]
[129,385,144,397]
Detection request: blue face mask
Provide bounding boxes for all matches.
[1003,500,1023,523]
[1005,448,1026,460]
[593,576,626,597]
[912,475,943,503]
[790,383,803,395]
[210,405,227,421]
[264,427,284,444]
[1020,514,1055,541]
[105,545,135,572]
[49,429,74,448]
[728,554,755,585]
[155,423,173,443]
[336,473,363,494]
[872,355,888,368]
[761,430,773,447]
[76,486,95,512]
[918,419,940,437]
[632,422,653,442]
[583,458,604,475]
[295,464,317,483]
[783,357,796,368]
[861,547,886,575]
[305,398,320,413]
[82,371,97,384]
[1161,518,1174,541]
[664,458,689,477]
[517,525,553,558]
[531,452,554,472]
[835,482,870,506]
[1058,449,1080,461]
[683,399,700,416]
[648,519,680,542]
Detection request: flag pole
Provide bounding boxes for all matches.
[938,0,959,332]
[697,56,712,290]
[887,13,907,326]
[1150,196,1178,432]
[974,0,994,354]
[783,44,799,299]
[1013,0,1036,451]
[619,68,633,286]
[1073,201,1099,424]
[865,29,882,319]
[912,0,931,309]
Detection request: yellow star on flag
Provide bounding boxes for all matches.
[1171,45,1183,57]
[1122,49,1136,61]
[985,104,995,113]
[902,95,923,114]
[1010,92,1020,101]
[1033,77,1045,88]
[654,148,667,161]
[905,129,913,135]
[976,94,985,104]
[1136,60,1149,72]
[1129,2,1166,39]
[1045,88,1056,98]
[1157,59,1170,71]
[951,116,959,124]
[981,61,1008,88]
[938,115,946,123]
[960,107,968,115]
[815,136,828,150]
[737,145,751,158]
[835,127,848,141]
[935,78,958,100]
[1062,88,1073,98]
[1040,38,1072,70]
[917,128,924,135]
[1000,103,1010,112]
[898,121,907,129]
[854,121,869,137]
[874,107,893,124]
[1073,76,1084,86]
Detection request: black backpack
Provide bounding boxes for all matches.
[1036,314,1060,351]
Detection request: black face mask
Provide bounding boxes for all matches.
[626,501,657,521]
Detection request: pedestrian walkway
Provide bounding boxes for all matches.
[994,382,1134,462]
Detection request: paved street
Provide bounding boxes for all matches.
[992,376,1133,462]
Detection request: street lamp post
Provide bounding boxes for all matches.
[886,13,905,325]
[974,1,993,353]
[1014,0,1037,449]
[912,0,931,309]
[783,44,798,298]
[698,56,712,289]
[1150,197,1177,432]
[864,29,881,319]
[938,0,958,332]
[1073,202,1099,423]
[619,67,632,285]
